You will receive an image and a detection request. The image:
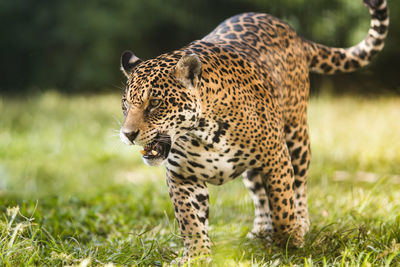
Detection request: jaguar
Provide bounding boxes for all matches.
[118,0,388,263]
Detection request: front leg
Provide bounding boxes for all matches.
[166,169,211,263]
[264,144,304,247]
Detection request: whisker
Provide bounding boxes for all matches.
[112,115,123,127]
[111,83,126,92]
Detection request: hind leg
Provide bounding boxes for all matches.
[284,123,311,234]
[244,144,304,247]
[243,169,272,239]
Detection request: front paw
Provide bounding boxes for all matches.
[247,227,273,241]
[170,255,212,266]
[272,224,305,248]
[170,256,188,266]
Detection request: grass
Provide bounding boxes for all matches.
[0,91,399,266]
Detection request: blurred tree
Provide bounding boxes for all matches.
[0,0,398,94]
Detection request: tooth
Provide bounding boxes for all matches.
[140,150,146,155]
[151,150,158,156]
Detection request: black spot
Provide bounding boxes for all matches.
[233,24,243,32]
[187,175,198,183]
[373,25,387,34]
[310,56,319,67]
[373,38,384,46]
[198,118,206,127]
[201,173,209,178]
[167,159,180,167]
[191,201,200,210]
[191,139,200,147]
[220,26,230,34]
[234,150,243,157]
[212,121,229,143]
[229,53,239,59]
[212,47,221,53]
[300,151,308,165]
[196,194,208,202]
[350,59,360,69]
[225,33,237,40]
[294,179,302,188]
[188,161,205,168]
[291,147,301,160]
[371,8,388,21]
[269,200,273,211]
[169,97,177,105]
[220,55,229,60]
[320,63,332,73]
[286,141,294,148]
[293,165,299,175]
[198,216,206,224]
[170,170,185,180]
[187,151,201,157]
[171,148,186,158]
[254,182,263,191]
[243,15,254,23]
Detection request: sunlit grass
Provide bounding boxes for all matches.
[0,92,399,266]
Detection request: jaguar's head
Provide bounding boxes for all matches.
[119,50,202,166]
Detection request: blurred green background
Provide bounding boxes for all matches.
[1,0,399,94]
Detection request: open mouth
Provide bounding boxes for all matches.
[140,133,171,160]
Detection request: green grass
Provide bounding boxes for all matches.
[0,92,399,266]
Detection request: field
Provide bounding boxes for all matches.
[0,92,399,266]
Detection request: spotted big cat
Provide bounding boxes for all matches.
[118,0,388,263]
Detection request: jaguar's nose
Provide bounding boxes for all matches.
[124,130,139,142]
[120,129,139,145]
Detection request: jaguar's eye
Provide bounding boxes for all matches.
[149,99,162,108]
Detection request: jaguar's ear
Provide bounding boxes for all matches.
[174,54,202,89]
[120,50,142,77]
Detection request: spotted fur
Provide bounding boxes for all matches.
[119,0,388,264]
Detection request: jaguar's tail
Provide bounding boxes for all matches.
[303,0,389,74]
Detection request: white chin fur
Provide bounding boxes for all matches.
[119,130,133,145]
[143,157,165,166]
